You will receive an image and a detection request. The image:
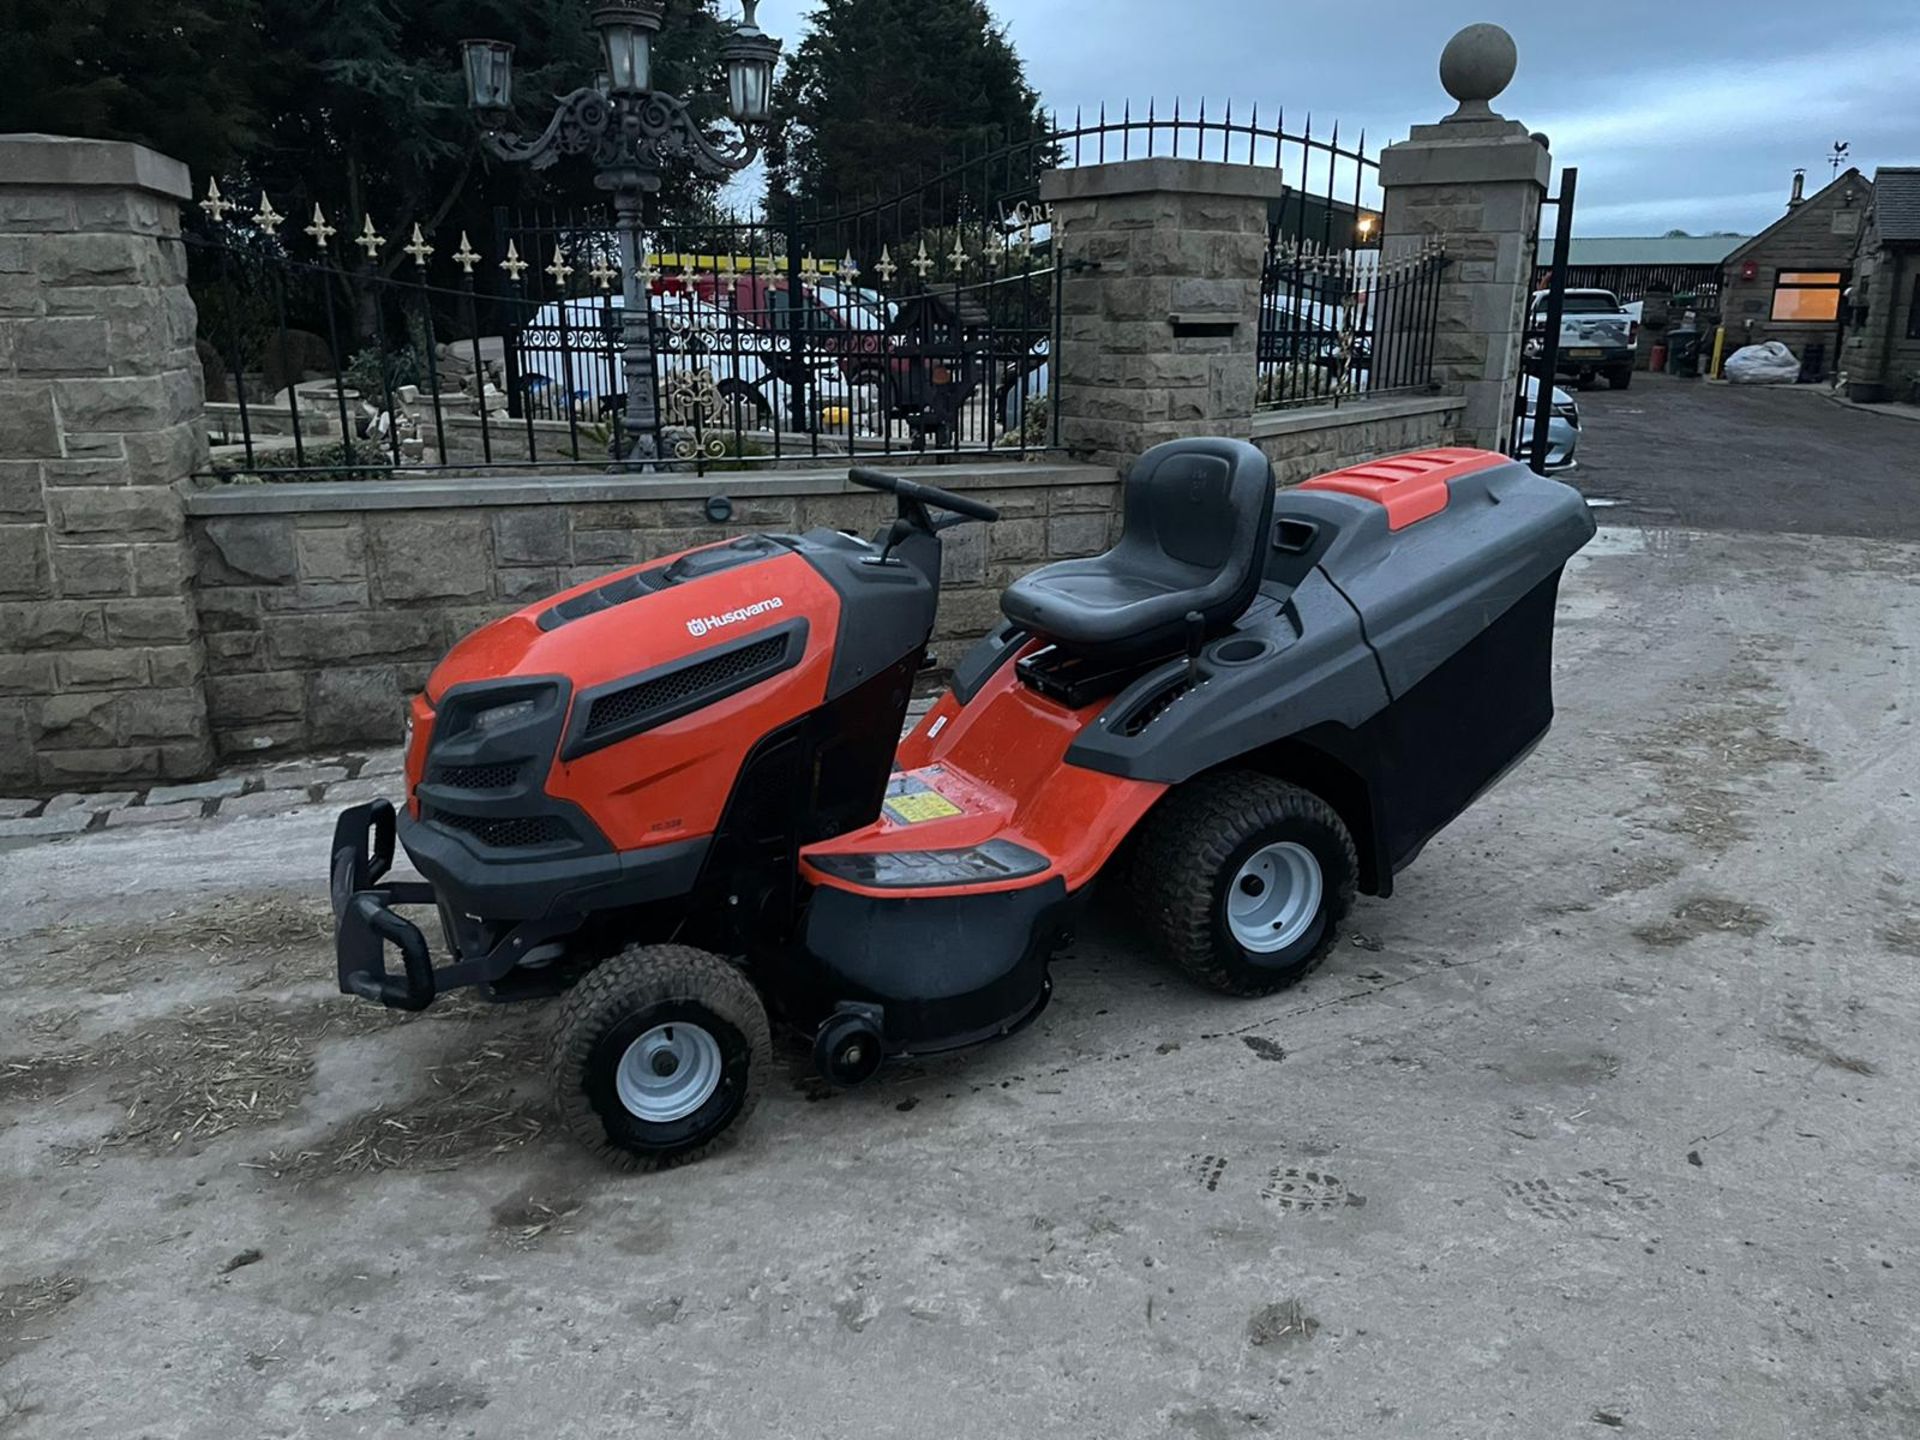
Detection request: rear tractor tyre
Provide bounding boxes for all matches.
[1134,771,1358,997]
[550,943,771,1172]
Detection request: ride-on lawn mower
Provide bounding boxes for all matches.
[330,438,1595,1169]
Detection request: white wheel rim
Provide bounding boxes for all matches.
[1227,841,1324,953]
[615,1022,723,1123]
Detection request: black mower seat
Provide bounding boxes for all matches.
[1001,437,1276,657]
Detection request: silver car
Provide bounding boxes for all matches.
[1513,374,1580,470]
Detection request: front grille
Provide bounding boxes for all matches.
[427,808,572,849]
[431,762,522,791]
[583,635,785,739]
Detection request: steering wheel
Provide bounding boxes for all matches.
[849,466,1000,524]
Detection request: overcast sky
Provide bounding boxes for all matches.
[742,0,1920,237]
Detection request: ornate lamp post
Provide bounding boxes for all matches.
[461,1,781,464]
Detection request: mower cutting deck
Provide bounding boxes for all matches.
[329,439,1594,1169]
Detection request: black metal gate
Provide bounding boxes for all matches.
[1510,165,1578,474]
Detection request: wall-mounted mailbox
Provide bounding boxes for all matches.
[1168,312,1240,338]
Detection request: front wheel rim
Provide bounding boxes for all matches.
[1227,841,1324,953]
[615,1022,724,1123]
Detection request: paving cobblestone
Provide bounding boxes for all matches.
[256,763,352,791]
[146,775,251,805]
[105,800,205,828]
[45,790,137,815]
[0,798,43,819]
[0,810,94,845]
[216,789,309,820]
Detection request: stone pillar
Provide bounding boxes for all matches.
[1377,25,1550,451]
[0,134,213,790]
[1041,158,1284,472]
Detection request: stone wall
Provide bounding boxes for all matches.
[1251,395,1465,484]
[0,135,213,790]
[184,463,1119,756]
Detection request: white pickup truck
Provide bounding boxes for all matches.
[1528,287,1638,391]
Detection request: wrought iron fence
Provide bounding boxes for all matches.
[490,190,1060,471]
[186,98,1413,481]
[185,224,554,482]
[1256,240,1448,409]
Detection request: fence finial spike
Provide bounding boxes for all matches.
[354,215,384,262]
[199,178,233,223]
[305,204,337,251]
[453,232,481,275]
[404,223,436,270]
[500,240,529,282]
[545,244,575,288]
[252,193,283,235]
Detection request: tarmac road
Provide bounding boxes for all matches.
[1567,371,1920,538]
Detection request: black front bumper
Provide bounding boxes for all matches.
[330,801,712,1011]
[330,801,586,1012]
[330,800,440,1011]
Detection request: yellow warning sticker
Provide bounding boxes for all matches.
[885,790,964,825]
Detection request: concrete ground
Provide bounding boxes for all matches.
[3,380,1919,1438]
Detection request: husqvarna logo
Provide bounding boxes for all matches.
[687,596,785,638]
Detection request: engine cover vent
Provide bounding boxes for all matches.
[563,619,809,759]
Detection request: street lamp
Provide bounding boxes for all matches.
[460,1,783,465]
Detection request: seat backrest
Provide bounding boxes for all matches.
[1114,437,1276,618]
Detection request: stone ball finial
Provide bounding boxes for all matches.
[1439,23,1517,120]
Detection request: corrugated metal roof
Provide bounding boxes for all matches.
[1873,168,1920,243]
[1565,235,1750,267]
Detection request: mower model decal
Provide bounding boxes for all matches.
[686,596,785,637]
[883,774,965,826]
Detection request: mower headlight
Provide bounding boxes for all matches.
[439,682,562,739]
[470,697,540,733]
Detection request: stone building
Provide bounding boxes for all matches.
[1837,167,1920,403]
[1718,167,1872,378]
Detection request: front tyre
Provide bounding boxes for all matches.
[1135,772,1358,997]
[550,944,771,1171]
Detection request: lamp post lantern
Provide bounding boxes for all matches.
[461,1,782,465]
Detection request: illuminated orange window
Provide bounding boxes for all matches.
[1771,271,1845,322]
